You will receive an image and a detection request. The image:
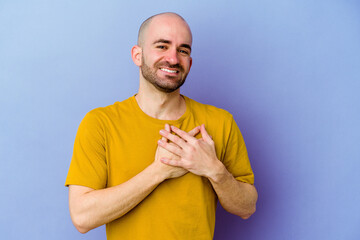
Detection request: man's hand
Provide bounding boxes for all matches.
[154,124,200,179]
[158,124,258,219]
[158,124,223,181]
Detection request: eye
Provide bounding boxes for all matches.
[179,49,190,55]
[156,45,166,50]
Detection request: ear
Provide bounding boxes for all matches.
[131,45,142,66]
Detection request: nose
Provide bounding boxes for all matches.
[164,48,179,65]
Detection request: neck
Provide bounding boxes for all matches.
[135,80,186,120]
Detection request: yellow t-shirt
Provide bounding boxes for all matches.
[65,95,254,240]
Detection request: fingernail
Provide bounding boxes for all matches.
[160,129,165,134]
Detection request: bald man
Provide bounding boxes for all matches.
[65,12,257,240]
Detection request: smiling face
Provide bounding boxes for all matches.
[136,13,193,93]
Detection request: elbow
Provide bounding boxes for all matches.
[75,225,90,234]
[239,185,258,220]
[71,213,92,234]
[68,185,98,234]
[224,204,256,220]
[239,205,256,220]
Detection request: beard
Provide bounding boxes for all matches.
[140,56,188,93]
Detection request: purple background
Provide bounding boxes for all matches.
[1,0,359,239]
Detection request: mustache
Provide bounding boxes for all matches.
[156,62,184,72]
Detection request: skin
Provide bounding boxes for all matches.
[68,12,257,234]
[158,124,258,218]
[69,125,200,233]
[131,13,193,120]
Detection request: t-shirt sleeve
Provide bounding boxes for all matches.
[222,116,254,185]
[65,110,107,189]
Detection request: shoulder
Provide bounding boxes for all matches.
[80,96,134,127]
[185,96,234,123]
[85,96,133,120]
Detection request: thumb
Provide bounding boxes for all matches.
[200,124,212,143]
[162,124,171,142]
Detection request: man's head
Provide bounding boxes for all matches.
[132,12,193,93]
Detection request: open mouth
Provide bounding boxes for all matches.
[160,68,179,74]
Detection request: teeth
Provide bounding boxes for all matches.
[161,68,177,73]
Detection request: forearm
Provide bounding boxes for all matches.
[69,163,167,233]
[208,162,258,219]
[158,124,258,218]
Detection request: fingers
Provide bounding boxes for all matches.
[200,124,213,143]
[159,125,201,147]
[162,124,171,142]
[160,128,187,148]
[188,126,200,137]
[160,157,183,167]
[170,125,197,144]
[158,140,182,156]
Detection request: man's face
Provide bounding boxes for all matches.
[140,15,192,93]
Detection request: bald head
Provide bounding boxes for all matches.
[137,12,192,47]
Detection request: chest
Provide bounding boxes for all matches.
[104,118,201,186]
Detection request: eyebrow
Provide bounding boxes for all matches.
[153,39,192,52]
